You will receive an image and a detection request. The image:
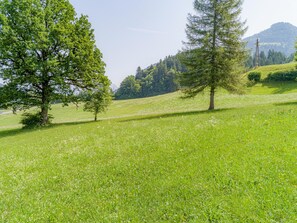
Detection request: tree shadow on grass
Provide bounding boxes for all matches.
[0,108,232,139]
[0,128,25,139]
[274,101,297,106]
[0,120,95,139]
[261,81,297,94]
[120,108,233,123]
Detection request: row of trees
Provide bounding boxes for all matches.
[0,0,111,125]
[116,48,292,101]
[1,0,294,125]
[246,50,294,68]
[115,56,186,99]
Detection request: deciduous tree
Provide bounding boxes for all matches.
[0,0,109,125]
[82,84,112,122]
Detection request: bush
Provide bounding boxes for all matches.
[265,70,297,82]
[248,72,261,82]
[20,112,52,128]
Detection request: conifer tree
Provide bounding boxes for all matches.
[180,0,247,110]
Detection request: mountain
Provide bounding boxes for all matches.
[245,22,297,56]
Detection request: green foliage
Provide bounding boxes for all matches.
[248,72,261,82]
[20,112,53,128]
[82,86,112,121]
[115,75,141,99]
[0,0,108,125]
[265,70,297,81]
[246,50,293,68]
[115,56,185,99]
[180,0,247,110]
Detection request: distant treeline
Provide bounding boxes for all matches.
[246,50,294,68]
[115,56,187,100]
[115,50,294,100]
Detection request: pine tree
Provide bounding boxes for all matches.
[180,0,247,110]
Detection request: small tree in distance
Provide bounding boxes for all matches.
[180,0,247,110]
[82,86,112,121]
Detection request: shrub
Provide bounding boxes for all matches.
[248,72,261,82]
[265,70,297,82]
[20,112,53,128]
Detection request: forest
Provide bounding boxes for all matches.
[115,55,186,99]
[116,50,294,100]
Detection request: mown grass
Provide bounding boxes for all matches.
[0,89,297,222]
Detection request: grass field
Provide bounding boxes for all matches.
[1,93,297,222]
[0,65,297,222]
[246,62,297,79]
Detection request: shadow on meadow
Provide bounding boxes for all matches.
[261,81,297,94]
[0,128,25,139]
[120,108,232,123]
[0,120,95,139]
[0,108,233,139]
[274,101,297,106]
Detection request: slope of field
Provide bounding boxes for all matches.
[247,62,297,79]
[244,62,297,94]
[0,89,297,222]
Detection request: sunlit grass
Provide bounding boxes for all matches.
[0,100,296,222]
[1,63,297,221]
[246,62,297,79]
[0,88,297,222]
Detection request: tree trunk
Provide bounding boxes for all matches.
[41,105,49,125]
[41,82,50,125]
[94,113,98,122]
[209,87,215,110]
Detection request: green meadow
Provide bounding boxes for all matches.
[0,64,297,222]
[0,92,297,222]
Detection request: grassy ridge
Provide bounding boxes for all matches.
[246,62,297,79]
[245,62,297,94]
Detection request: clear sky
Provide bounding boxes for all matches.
[69,0,297,86]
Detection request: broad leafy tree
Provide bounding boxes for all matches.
[115,75,141,99]
[0,0,109,125]
[180,0,247,110]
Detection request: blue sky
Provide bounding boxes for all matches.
[70,0,297,86]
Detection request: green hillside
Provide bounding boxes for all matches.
[1,81,297,221]
[245,62,297,94]
[247,62,297,79]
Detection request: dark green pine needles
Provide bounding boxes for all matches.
[180,0,247,110]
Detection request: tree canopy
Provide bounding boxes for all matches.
[115,56,186,100]
[246,50,294,68]
[0,0,110,125]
